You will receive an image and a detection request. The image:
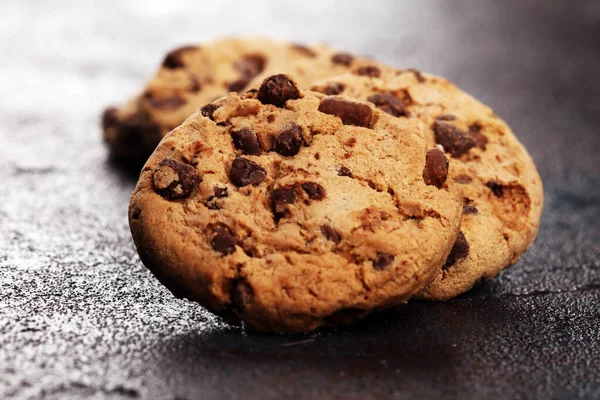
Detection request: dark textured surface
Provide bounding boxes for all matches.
[1,0,599,399]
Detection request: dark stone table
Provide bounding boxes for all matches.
[1,1,599,399]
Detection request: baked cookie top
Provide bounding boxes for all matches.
[129,74,462,332]
[311,70,543,300]
[102,37,388,164]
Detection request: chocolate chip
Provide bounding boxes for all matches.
[163,45,198,69]
[200,104,219,120]
[230,279,252,312]
[366,93,407,117]
[189,75,201,92]
[211,226,237,255]
[153,159,200,200]
[356,65,381,78]
[470,125,488,150]
[301,182,325,200]
[325,308,366,326]
[433,121,476,157]
[236,54,267,79]
[148,95,186,110]
[469,122,482,132]
[231,127,261,155]
[373,252,394,270]
[463,204,479,214]
[437,114,456,121]
[271,186,297,216]
[423,148,449,188]
[267,114,276,123]
[229,157,266,187]
[321,82,346,95]
[486,181,504,197]
[331,52,354,66]
[273,124,303,156]
[257,74,300,107]
[454,174,473,184]
[407,68,426,83]
[214,186,228,198]
[321,225,341,244]
[346,137,357,147]
[338,165,353,177]
[443,231,469,268]
[228,78,249,93]
[102,107,119,130]
[130,206,142,220]
[319,97,374,128]
[292,44,317,57]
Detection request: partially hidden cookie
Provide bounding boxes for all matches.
[103,37,388,165]
[129,74,463,332]
[311,70,543,300]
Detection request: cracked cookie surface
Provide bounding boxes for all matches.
[103,37,387,165]
[311,70,544,300]
[129,75,462,332]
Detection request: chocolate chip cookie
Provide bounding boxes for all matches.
[129,74,463,332]
[103,37,387,165]
[311,70,543,300]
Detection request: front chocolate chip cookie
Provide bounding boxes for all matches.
[129,78,462,332]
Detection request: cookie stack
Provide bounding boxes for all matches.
[104,38,543,332]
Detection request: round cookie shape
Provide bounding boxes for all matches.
[102,37,389,165]
[311,70,544,300]
[129,74,463,332]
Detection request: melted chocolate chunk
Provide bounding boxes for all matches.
[163,45,198,69]
[200,103,220,121]
[437,114,457,121]
[355,65,381,77]
[433,121,476,157]
[228,78,249,93]
[321,225,341,244]
[318,97,374,128]
[463,204,479,214]
[423,148,449,188]
[373,252,394,270]
[486,181,504,197]
[211,226,237,255]
[367,93,407,117]
[189,75,201,92]
[301,182,325,200]
[273,124,303,156]
[271,186,297,217]
[230,279,253,312]
[229,157,266,187]
[320,82,346,95]
[407,68,426,83]
[443,231,470,268]
[257,74,300,107]
[231,127,261,155]
[148,95,186,110]
[214,186,228,198]
[291,44,317,57]
[338,165,353,177]
[331,52,354,66]
[153,159,200,200]
[236,54,267,79]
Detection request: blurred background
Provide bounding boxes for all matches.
[1,1,599,399]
